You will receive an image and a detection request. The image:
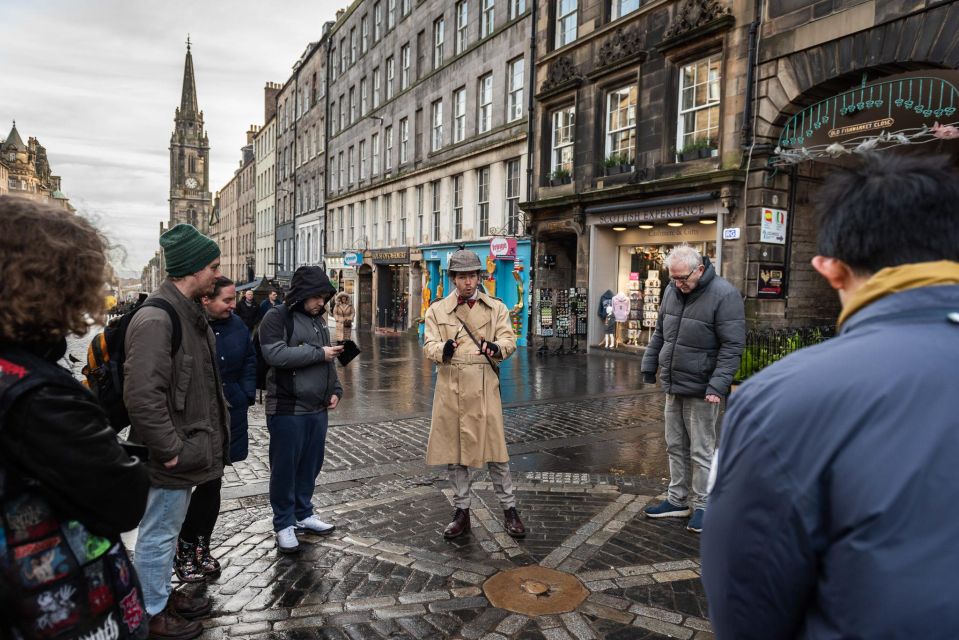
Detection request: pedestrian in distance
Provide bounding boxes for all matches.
[123,223,230,640]
[235,289,259,332]
[258,289,279,323]
[423,249,526,540]
[332,292,355,344]
[702,153,959,639]
[0,196,151,640]
[173,276,256,584]
[259,266,343,553]
[640,244,745,533]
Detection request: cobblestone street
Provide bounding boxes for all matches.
[70,332,711,639]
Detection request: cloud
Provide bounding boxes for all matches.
[2,0,341,275]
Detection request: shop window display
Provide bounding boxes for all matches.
[605,242,716,349]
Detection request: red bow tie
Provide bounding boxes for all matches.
[457,296,476,308]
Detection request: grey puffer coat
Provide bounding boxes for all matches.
[641,259,745,397]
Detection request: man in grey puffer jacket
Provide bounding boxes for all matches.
[259,266,344,553]
[640,245,744,533]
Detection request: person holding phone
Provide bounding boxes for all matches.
[258,266,343,554]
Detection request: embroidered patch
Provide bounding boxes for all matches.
[119,588,145,633]
[0,357,29,387]
[77,612,121,640]
[32,581,80,637]
[63,520,111,564]
[108,546,132,591]
[4,493,57,543]
[15,535,76,588]
[84,561,114,615]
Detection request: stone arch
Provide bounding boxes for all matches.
[754,2,959,142]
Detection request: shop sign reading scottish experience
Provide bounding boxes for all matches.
[773,70,959,166]
[587,198,723,226]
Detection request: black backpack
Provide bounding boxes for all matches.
[82,298,182,431]
[253,305,294,391]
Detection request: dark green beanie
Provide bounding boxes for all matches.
[160,223,220,277]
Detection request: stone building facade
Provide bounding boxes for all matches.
[211,130,256,283]
[325,0,534,338]
[522,0,751,351]
[254,83,280,281]
[294,37,330,272]
[1,121,73,210]
[743,0,959,328]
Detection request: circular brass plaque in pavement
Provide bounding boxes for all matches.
[483,566,588,616]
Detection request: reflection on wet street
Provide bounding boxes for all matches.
[333,331,647,425]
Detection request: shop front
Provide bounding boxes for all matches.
[419,238,532,346]
[587,194,725,352]
[325,253,359,298]
[367,247,411,332]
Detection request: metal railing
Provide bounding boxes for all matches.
[734,325,836,383]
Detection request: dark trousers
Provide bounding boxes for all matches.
[179,477,222,543]
[267,412,328,531]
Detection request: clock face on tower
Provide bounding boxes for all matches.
[185,177,199,189]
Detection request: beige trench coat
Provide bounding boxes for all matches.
[332,294,355,342]
[423,291,516,468]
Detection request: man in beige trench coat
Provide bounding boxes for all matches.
[424,249,527,540]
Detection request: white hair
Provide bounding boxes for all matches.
[664,244,703,271]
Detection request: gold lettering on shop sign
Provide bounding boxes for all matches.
[828,117,894,138]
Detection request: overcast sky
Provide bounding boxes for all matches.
[2,0,341,277]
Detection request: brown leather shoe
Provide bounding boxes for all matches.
[443,508,471,539]
[504,507,526,538]
[168,586,212,620]
[148,601,203,640]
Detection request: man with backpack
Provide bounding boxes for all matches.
[123,223,230,640]
[259,266,343,553]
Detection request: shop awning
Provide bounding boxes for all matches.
[771,70,959,166]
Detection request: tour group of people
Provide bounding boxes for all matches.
[2,152,958,639]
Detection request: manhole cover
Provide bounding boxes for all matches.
[483,566,588,616]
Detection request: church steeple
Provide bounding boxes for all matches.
[179,36,199,118]
[169,37,211,232]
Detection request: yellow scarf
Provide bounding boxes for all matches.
[838,260,959,328]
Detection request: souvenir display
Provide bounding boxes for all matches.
[537,288,554,337]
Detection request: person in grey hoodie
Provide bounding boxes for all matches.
[259,266,344,553]
[640,245,744,533]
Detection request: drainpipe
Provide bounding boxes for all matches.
[524,2,537,344]
[324,35,333,267]
[740,0,763,149]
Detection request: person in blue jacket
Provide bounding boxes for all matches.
[701,152,959,639]
[174,276,256,583]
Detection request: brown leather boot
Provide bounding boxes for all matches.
[443,508,471,539]
[504,507,526,538]
[147,600,203,640]
[168,586,212,620]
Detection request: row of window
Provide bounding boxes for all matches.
[333,0,526,82]
[549,54,721,174]
[328,158,522,252]
[555,0,641,50]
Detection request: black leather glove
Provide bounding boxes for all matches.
[442,339,456,363]
[480,340,500,357]
[643,372,656,385]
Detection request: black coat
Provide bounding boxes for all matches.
[235,298,259,330]
[210,314,257,462]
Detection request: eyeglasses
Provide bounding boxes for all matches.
[670,267,701,283]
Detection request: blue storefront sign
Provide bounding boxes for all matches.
[418,239,532,346]
[343,251,363,267]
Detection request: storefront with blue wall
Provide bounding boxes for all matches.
[418,238,532,346]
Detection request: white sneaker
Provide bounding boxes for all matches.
[295,515,335,535]
[276,526,299,553]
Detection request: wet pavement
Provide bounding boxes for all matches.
[66,330,714,639]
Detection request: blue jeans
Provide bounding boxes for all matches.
[267,412,328,531]
[134,486,192,615]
